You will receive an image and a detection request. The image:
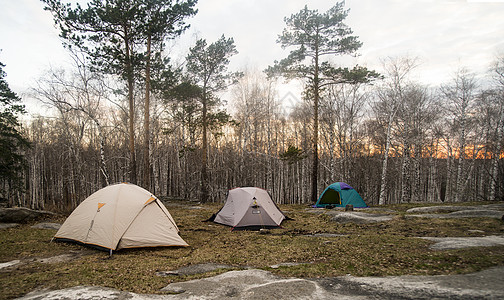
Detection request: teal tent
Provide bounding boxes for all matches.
[315,182,367,208]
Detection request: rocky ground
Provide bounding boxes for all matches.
[2,203,504,299]
[17,266,504,299]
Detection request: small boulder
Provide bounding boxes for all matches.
[0,207,56,223]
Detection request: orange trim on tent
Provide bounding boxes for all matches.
[54,236,189,250]
[97,203,106,210]
[120,244,189,249]
[144,196,156,205]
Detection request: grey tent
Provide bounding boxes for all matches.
[208,187,288,230]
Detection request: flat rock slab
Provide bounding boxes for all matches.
[420,235,504,250]
[18,286,168,300]
[324,266,504,299]
[19,267,504,299]
[0,259,21,270]
[2,251,92,272]
[161,269,332,298]
[0,223,19,229]
[306,209,395,224]
[326,211,395,224]
[31,222,61,230]
[156,263,237,276]
[407,210,504,220]
[406,204,504,214]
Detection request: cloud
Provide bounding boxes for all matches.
[1,0,502,98]
[345,0,504,84]
[0,0,68,93]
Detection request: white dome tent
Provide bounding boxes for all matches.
[53,183,188,254]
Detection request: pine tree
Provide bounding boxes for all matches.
[266,2,379,202]
[0,62,30,196]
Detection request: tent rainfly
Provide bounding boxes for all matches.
[315,182,367,208]
[208,187,288,230]
[53,183,188,252]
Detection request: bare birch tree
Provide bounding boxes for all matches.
[32,53,111,189]
[320,83,368,182]
[374,57,418,205]
[487,55,504,201]
[440,68,478,202]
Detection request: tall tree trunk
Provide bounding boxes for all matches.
[445,156,453,202]
[201,89,209,203]
[143,35,152,189]
[379,113,395,205]
[311,49,320,203]
[427,153,437,202]
[490,104,503,200]
[400,140,411,203]
[96,120,109,187]
[411,143,421,202]
[124,26,136,184]
[455,116,467,202]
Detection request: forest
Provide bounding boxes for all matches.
[1,0,503,212]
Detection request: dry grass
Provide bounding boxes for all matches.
[1,201,503,299]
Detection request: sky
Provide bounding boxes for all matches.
[1,0,504,115]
